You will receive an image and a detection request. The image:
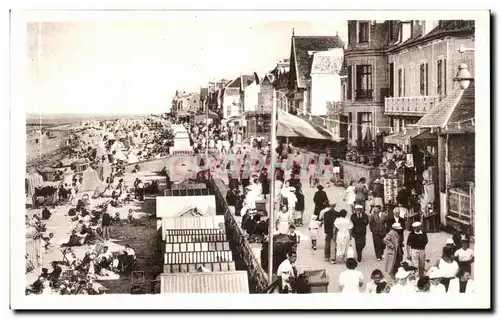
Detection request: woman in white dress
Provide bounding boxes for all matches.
[343,181,356,214]
[338,258,364,293]
[286,187,297,219]
[276,205,293,234]
[437,246,459,292]
[334,209,353,264]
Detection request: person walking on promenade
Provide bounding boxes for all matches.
[406,221,428,278]
[334,209,353,264]
[350,204,369,262]
[313,184,328,216]
[319,202,339,264]
[369,205,387,261]
[384,223,403,277]
[294,184,305,226]
[343,181,356,214]
[354,178,368,208]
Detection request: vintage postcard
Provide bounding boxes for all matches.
[9,8,491,310]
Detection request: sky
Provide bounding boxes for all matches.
[26,18,347,114]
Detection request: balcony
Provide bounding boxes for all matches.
[384,96,441,116]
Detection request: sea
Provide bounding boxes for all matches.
[25,113,152,131]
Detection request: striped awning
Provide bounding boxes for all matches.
[160,271,249,294]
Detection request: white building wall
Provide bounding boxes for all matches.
[243,82,260,113]
[310,73,341,116]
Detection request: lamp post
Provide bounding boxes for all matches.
[267,88,278,282]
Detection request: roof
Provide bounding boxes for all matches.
[415,82,475,128]
[160,271,249,294]
[291,36,345,88]
[388,20,475,53]
[383,128,435,146]
[226,74,258,89]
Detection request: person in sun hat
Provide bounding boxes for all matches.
[427,267,446,294]
[384,223,403,277]
[406,221,428,277]
[389,267,415,294]
[313,184,329,216]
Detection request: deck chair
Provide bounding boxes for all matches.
[61,247,76,267]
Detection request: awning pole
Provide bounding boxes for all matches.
[268,89,278,282]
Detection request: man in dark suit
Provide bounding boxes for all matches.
[369,205,387,261]
[350,204,369,262]
[319,202,339,263]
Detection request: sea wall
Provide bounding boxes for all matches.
[206,177,270,293]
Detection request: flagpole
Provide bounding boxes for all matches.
[268,88,277,281]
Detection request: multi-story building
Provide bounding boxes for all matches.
[288,35,345,116]
[341,20,474,149]
[270,59,290,111]
[341,21,392,148]
[384,20,475,137]
[222,74,259,119]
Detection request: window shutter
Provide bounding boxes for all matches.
[403,68,406,97]
[444,59,447,96]
[425,63,429,96]
[347,65,352,100]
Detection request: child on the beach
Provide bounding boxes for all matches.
[309,215,321,250]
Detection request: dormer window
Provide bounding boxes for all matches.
[358,21,370,44]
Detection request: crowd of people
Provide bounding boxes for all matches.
[25,116,176,295]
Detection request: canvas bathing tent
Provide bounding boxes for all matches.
[80,167,101,192]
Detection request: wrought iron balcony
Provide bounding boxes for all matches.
[384,96,441,116]
[355,89,373,101]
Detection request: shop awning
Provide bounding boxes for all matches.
[277,109,342,142]
[383,128,435,146]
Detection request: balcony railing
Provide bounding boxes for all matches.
[355,89,373,101]
[384,96,441,116]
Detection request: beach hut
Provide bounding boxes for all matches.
[38,167,59,182]
[33,181,60,208]
[25,171,44,198]
[80,167,101,193]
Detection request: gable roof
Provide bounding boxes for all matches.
[291,35,345,88]
[226,74,259,90]
[415,81,475,129]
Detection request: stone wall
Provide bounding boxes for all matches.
[339,159,380,188]
[207,177,270,293]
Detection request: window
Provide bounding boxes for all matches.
[347,66,352,100]
[348,112,352,140]
[398,68,405,97]
[419,63,428,95]
[358,22,369,44]
[437,60,443,96]
[358,112,373,145]
[355,65,373,100]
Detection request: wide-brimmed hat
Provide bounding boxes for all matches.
[428,267,442,279]
[316,184,324,190]
[412,221,422,228]
[354,204,363,209]
[446,238,454,245]
[392,223,402,230]
[395,267,410,279]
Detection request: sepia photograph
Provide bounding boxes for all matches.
[9,8,491,310]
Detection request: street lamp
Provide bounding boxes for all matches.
[454,63,474,90]
[455,45,475,90]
